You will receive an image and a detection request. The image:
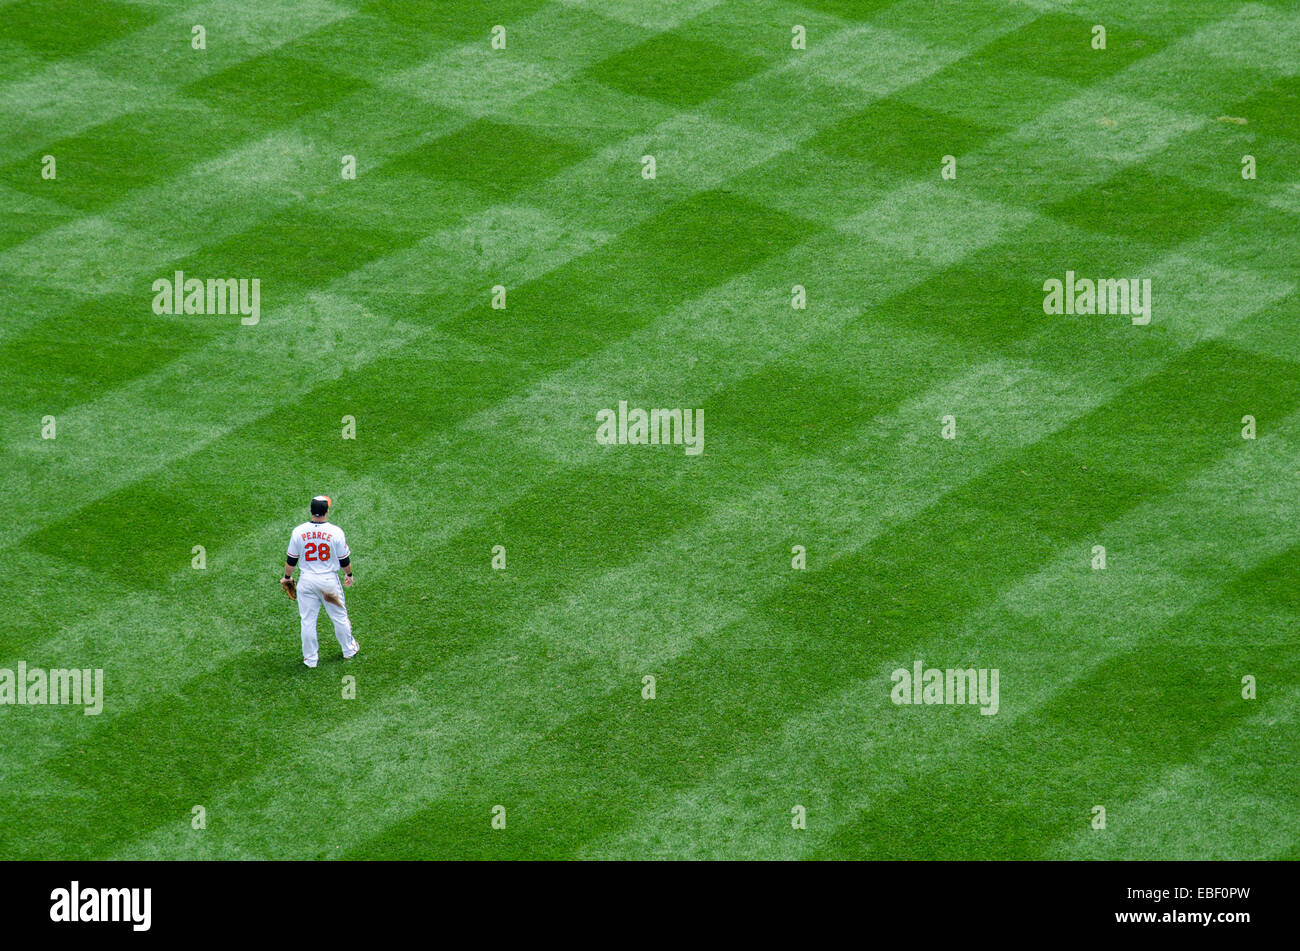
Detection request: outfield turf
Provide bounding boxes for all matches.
[1,0,1297,860]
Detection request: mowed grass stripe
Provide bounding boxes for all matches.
[837,7,1278,223]
[471,188,1034,468]
[0,187,610,552]
[0,0,657,270]
[0,0,356,164]
[0,93,260,215]
[945,4,1299,217]
[1046,686,1300,860]
[853,217,1292,382]
[0,0,660,314]
[811,545,1300,859]
[586,407,1300,857]
[0,548,167,662]
[0,183,80,259]
[344,339,1300,858]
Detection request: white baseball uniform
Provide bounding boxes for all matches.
[287,520,357,667]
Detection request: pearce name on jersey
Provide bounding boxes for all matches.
[288,522,350,574]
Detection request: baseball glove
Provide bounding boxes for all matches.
[280,576,297,601]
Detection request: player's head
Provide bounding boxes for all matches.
[310,495,331,518]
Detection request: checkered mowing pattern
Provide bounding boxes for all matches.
[1,0,1298,859]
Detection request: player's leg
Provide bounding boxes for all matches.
[298,579,323,667]
[322,578,357,658]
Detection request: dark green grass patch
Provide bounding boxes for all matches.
[1046,167,1244,249]
[822,645,1297,859]
[876,257,1044,351]
[709,322,973,455]
[970,13,1168,85]
[387,118,590,201]
[893,60,1080,131]
[585,32,766,108]
[0,202,76,253]
[0,0,157,59]
[274,13,448,80]
[172,209,400,294]
[809,97,1006,174]
[0,101,258,212]
[0,545,145,660]
[184,50,370,125]
[1226,73,1300,143]
[1190,202,1300,279]
[305,149,480,250]
[0,292,216,414]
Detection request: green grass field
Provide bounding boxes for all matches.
[1,0,1298,860]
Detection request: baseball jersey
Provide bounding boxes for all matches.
[288,521,350,576]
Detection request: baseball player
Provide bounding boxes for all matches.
[280,495,358,668]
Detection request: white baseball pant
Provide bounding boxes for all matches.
[297,573,357,667]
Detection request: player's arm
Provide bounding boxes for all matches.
[340,554,354,586]
[284,532,304,582]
